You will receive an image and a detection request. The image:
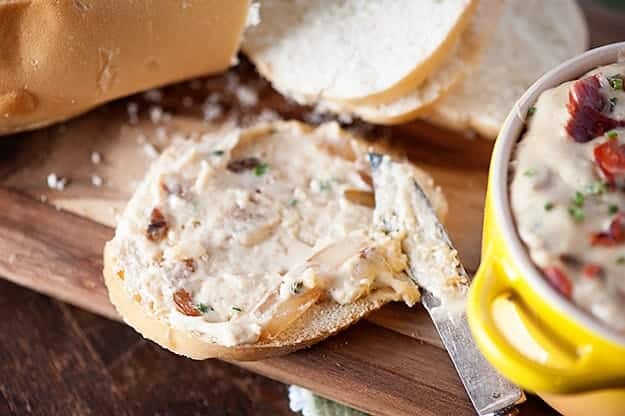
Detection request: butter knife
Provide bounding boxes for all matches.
[368,153,525,416]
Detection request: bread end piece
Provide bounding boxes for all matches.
[0,0,250,136]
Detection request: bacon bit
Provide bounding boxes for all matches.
[344,189,375,208]
[226,157,260,173]
[543,267,573,298]
[566,75,625,143]
[146,208,168,242]
[173,289,201,317]
[590,213,625,246]
[594,140,625,184]
[182,258,196,273]
[582,263,603,279]
[358,170,373,187]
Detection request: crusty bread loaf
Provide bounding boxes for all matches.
[0,0,250,135]
[242,0,477,106]
[104,121,447,360]
[424,0,589,139]
[317,0,501,125]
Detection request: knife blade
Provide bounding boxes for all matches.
[368,153,525,416]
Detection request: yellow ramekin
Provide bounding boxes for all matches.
[467,42,625,416]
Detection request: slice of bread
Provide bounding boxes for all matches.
[242,0,477,106]
[424,0,589,139]
[104,121,447,360]
[317,0,501,125]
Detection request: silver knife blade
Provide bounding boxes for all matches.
[368,153,525,416]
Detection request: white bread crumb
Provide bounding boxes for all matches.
[47,173,68,191]
[91,175,104,187]
[91,151,102,164]
[246,1,261,27]
[149,106,163,124]
[202,101,223,121]
[235,85,259,107]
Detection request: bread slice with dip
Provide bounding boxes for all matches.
[103,121,448,360]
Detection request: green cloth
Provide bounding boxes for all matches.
[289,386,368,416]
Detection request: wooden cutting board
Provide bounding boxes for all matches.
[0,61,551,416]
[3,4,624,412]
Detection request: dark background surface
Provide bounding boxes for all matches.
[1,2,624,415]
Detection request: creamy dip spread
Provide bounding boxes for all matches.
[108,122,426,346]
[511,63,625,331]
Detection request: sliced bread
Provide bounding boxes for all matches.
[424,0,589,139]
[317,0,501,125]
[104,121,446,360]
[242,0,477,105]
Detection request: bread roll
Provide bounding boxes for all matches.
[0,0,250,135]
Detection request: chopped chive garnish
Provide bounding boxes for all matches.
[607,130,619,139]
[212,150,224,156]
[568,206,585,223]
[523,168,537,177]
[196,303,212,313]
[572,191,585,207]
[617,256,625,265]
[253,163,269,176]
[527,106,537,117]
[544,202,555,211]
[231,306,242,312]
[288,198,298,206]
[609,75,624,91]
[609,204,620,215]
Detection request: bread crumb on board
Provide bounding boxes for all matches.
[90,151,102,164]
[235,85,259,107]
[91,175,104,187]
[47,173,69,191]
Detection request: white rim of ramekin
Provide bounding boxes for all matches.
[492,42,625,348]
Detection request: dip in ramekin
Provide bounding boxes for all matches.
[510,62,625,332]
